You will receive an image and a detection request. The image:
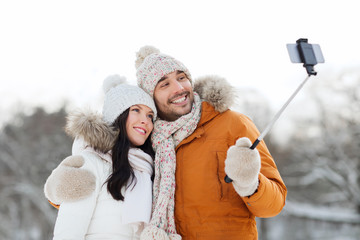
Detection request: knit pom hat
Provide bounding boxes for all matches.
[102,74,157,124]
[135,46,192,97]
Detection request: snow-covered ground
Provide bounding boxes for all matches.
[258,200,360,240]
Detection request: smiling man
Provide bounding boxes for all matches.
[135,46,287,240]
[153,70,194,121]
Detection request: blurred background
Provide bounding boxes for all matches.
[0,0,359,239]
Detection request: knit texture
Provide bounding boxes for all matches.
[225,137,261,197]
[102,74,157,124]
[135,46,192,97]
[140,93,202,239]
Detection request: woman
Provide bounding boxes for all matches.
[44,75,157,239]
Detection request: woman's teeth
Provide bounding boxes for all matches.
[135,128,145,134]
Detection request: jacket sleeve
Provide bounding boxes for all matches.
[51,153,100,239]
[235,114,287,218]
[53,191,97,240]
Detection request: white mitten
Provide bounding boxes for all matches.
[225,137,261,197]
[44,155,96,206]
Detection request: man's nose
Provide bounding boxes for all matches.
[172,81,184,93]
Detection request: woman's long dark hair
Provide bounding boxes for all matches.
[106,108,155,201]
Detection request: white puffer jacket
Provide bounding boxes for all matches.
[44,111,153,240]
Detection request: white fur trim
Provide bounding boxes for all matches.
[65,110,118,153]
[194,75,236,112]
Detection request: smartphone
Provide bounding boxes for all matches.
[287,43,325,64]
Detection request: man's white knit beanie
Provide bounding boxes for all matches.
[135,46,192,97]
[102,74,157,124]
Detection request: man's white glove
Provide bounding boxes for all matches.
[225,137,261,197]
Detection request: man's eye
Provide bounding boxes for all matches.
[161,82,169,88]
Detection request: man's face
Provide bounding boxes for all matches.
[153,70,194,121]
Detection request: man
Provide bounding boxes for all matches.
[135,46,287,240]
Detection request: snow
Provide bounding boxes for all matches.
[284,200,360,224]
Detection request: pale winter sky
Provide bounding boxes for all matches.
[0,0,359,126]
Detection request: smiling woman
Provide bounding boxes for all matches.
[126,104,154,147]
[43,75,158,239]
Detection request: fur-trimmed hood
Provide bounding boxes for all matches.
[194,75,235,113]
[65,75,235,152]
[65,110,118,153]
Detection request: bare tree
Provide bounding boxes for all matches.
[231,87,273,131]
[0,106,72,240]
[278,68,360,212]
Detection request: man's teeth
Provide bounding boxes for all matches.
[172,96,186,103]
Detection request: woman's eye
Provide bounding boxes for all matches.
[132,108,140,112]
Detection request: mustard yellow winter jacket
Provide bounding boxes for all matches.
[174,101,287,240]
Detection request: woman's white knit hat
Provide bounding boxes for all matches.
[135,46,192,97]
[102,74,157,124]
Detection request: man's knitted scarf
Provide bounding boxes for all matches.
[141,93,202,240]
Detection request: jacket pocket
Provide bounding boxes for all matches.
[217,151,244,202]
[216,151,227,200]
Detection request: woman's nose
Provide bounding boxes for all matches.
[140,115,150,124]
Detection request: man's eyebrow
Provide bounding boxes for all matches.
[158,75,168,83]
[158,70,185,83]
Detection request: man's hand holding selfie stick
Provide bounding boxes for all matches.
[224,39,325,195]
[225,137,261,197]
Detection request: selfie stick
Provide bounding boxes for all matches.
[225,39,323,183]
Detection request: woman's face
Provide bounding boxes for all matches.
[126,104,154,146]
